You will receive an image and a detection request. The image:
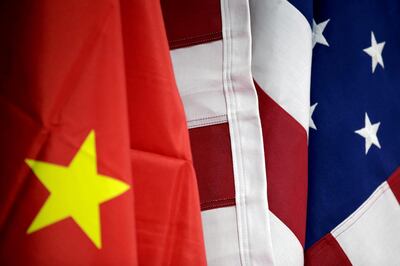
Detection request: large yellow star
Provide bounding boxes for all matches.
[25,130,130,248]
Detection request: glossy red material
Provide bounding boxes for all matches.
[120,0,207,264]
[0,0,207,265]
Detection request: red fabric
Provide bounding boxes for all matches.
[0,0,137,264]
[189,123,235,211]
[120,0,207,264]
[305,233,352,266]
[160,0,222,49]
[255,82,308,246]
[0,0,207,265]
[387,167,400,204]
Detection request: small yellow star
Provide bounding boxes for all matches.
[25,130,130,248]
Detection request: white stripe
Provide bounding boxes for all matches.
[270,212,303,266]
[201,207,242,266]
[250,0,312,133]
[221,0,275,264]
[170,41,227,129]
[202,209,304,266]
[332,181,400,265]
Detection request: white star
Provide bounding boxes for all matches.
[312,19,330,48]
[310,103,318,130]
[363,31,385,73]
[355,113,381,154]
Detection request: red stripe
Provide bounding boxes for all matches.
[305,233,352,266]
[255,82,308,246]
[160,0,222,49]
[387,167,400,204]
[189,123,235,211]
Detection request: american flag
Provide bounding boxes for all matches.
[166,0,400,264]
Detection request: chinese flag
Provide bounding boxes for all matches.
[0,0,137,264]
[0,0,206,265]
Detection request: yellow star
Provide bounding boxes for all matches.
[25,130,130,248]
